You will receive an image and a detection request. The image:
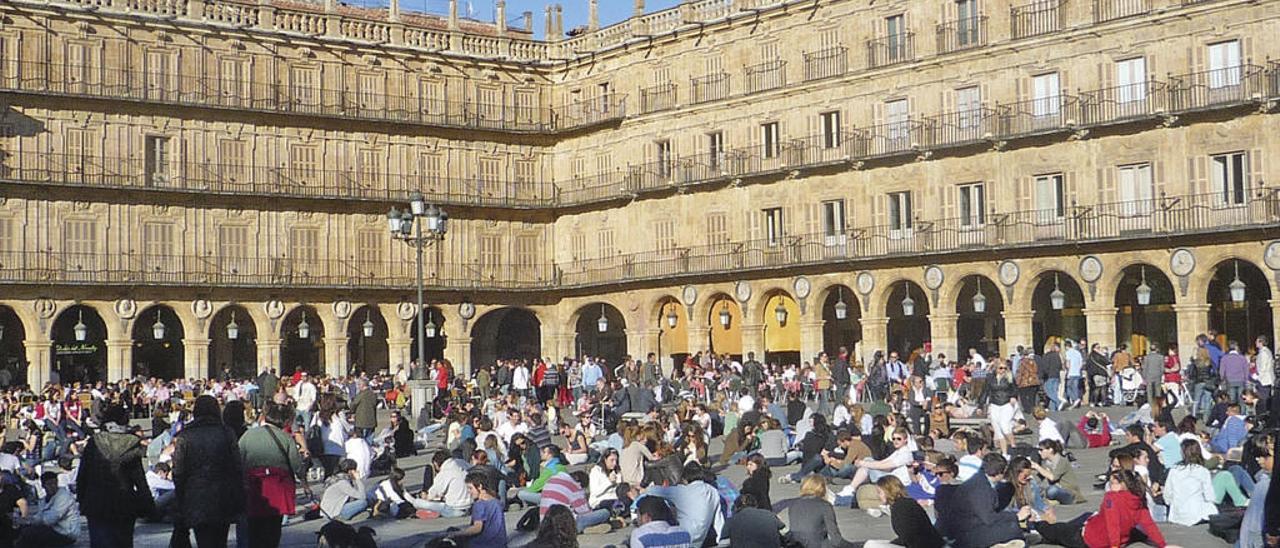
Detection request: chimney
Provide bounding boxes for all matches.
[555,4,564,38]
[634,0,644,17]
[496,0,507,35]
[544,5,554,40]
[448,0,458,30]
[588,0,598,31]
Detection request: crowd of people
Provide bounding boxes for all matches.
[0,329,1274,548]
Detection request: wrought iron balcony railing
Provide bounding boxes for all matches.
[0,60,625,134]
[1011,0,1062,39]
[745,60,787,94]
[936,16,988,54]
[639,83,679,114]
[803,47,848,82]
[1093,0,1150,23]
[867,33,915,68]
[690,72,732,104]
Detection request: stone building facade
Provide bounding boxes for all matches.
[0,0,1278,388]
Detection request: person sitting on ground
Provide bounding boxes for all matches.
[419,449,473,518]
[1238,434,1273,548]
[1211,404,1248,454]
[559,423,591,466]
[526,504,580,548]
[1029,439,1085,505]
[517,445,566,507]
[1033,469,1174,548]
[14,471,77,547]
[443,472,507,548]
[1077,412,1112,448]
[844,427,914,492]
[720,493,783,548]
[1165,439,1248,526]
[956,432,988,482]
[538,470,612,534]
[788,474,856,548]
[319,459,368,521]
[631,493,695,548]
[863,475,946,548]
[941,453,1026,548]
[740,453,774,511]
[644,462,724,547]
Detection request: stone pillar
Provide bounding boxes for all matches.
[634,0,644,16]
[388,335,412,369]
[1272,300,1280,350]
[929,313,961,361]
[25,336,52,392]
[324,335,349,378]
[523,11,533,32]
[860,316,889,357]
[741,323,765,360]
[1002,311,1035,352]
[799,319,825,364]
[444,336,472,374]
[1082,307,1119,350]
[257,335,282,375]
[544,6,554,40]
[632,328,660,361]
[495,0,506,35]
[554,5,563,38]
[588,0,599,30]
[188,0,204,19]
[388,0,399,22]
[1173,303,1210,355]
[687,326,710,356]
[105,339,133,383]
[183,337,210,380]
[448,0,458,29]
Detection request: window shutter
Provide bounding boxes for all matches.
[983,181,994,217]
[872,193,887,227]
[1099,166,1115,204]
[806,202,819,235]
[1064,171,1079,209]
[1189,155,1208,196]
[1241,37,1253,65]
[1190,45,1205,74]
[943,184,957,220]
[1015,76,1027,104]
[1017,175,1033,212]
[748,210,761,242]
[941,89,953,113]
[1248,149,1264,196]
[873,101,883,125]
[1153,160,1167,200]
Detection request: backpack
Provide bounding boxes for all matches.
[1016,357,1040,388]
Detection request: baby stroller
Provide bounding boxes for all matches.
[1116,368,1145,405]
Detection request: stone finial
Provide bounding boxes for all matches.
[554,4,564,37]
[634,0,644,17]
[448,0,458,30]
[544,5,554,38]
[388,0,400,22]
[523,11,533,31]
[588,0,599,31]
[496,0,507,34]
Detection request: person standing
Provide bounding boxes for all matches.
[77,404,154,548]
[1221,341,1251,404]
[1256,336,1275,416]
[1140,344,1165,406]
[832,347,851,406]
[255,369,278,411]
[293,372,317,426]
[476,365,492,401]
[240,402,304,548]
[171,395,246,548]
[1038,342,1063,411]
[350,378,378,440]
[1064,340,1085,408]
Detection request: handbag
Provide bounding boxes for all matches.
[246,427,299,517]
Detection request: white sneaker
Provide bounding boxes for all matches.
[866,508,883,518]
[991,541,1026,548]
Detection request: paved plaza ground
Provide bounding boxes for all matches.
[102,405,1231,547]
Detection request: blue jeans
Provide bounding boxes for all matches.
[789,455,826,482]
[1045,485,1076,505]
[1044,378,1061,410]
[1065,376,1082,404]
[416,501,468,518]
[1226,382,1245,405]
[1229,464,1256,495]
[88,517,136,548]
[517,490,542,506]
[1192,382,1215,418]
[822,463,855,479]
[339,499,369,521]
[575,508,611,532]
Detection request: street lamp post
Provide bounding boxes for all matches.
[388,192,448,374]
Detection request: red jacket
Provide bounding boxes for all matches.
[533,362,547,387]
[1077,415,1112,448]
[1082,490,1166,548]
[435,364,450,390]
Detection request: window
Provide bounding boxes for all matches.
[885,99,909,145]
[476,86,500,121]
[594,153,610,175]
[289,65,319,107]
[357,230,382,267]
[957,0,979,45]
[886,14,907,60]
[761,122,780,159]
[822,199,846,242]
[1117,163,1152,204]
[1035,173,1065,217]
[1211,151,1247,205]
[217,225,248,270]
[66,42,90,92]
[218,57,249,104]
[142,222,173,259]
[820,111,842,148]
[514,160,536,195]
[358,73,384,110]
[359,148,383,189]
[597,228,615,257]
[887,14,905,37]
[479,235,501,268]
[419,153,442,186]
[707,212,729,246]
[764,207,784,246]
[956,86,982,128]
[65,128,98,175]
[289,144,319,185]
[570,231,586,260]
[218,139,247,183]
[290,227,320,269]
[0,217,14,256]
[655,139,673,177]
[515,235,538,266]
[888,192,913,234]
[145,50,173,100]
[654,219,676,251]
[707,131,725,169]
[420,78,445,114]
[477,158,500,193]
[64,220,97,264]
[1115,58,1147,103]
[515,89,537,123]
[145,136,170,186]
[958,183,986,227]
[1207,40,1241,89]
[1032,72,1060,116]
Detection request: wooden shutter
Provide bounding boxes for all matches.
[1099,166,1116,204]
[1189,155,1208,196]
[805,202,819,235]
[1152,160,1167,199]
[943,184,957,220]
[871,193,887,227]
[1248,148,1264,195]
[1015,76,1028,105]
[1189,44,1205,75]
[748,209,761,241]
[1064,171,1080,210]
[1016,175,1033,212]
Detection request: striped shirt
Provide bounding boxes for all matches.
[630,521,694,548]
[539,473,591,516]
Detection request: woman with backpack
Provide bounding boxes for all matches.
[240,402,305,548]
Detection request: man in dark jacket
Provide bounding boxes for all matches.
[351,378,378,439]
[1038,343,1064,411]
[942,453,1026,548]
[742,352,764,397]
[77,404,153,548]
[171,395,245,548]
[832,347,852,404]
[255,368,278,409]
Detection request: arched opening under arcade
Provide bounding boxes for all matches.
[210,304,257,379]
[470,307,542,371]
[707,295,743,362]
[1115,264,1178,355]
[655,299,689,372]
[410,306,447,366]
[281,305,324,376]
[574,303,627,369]
[886,281,930,358]
[956,275,1005,359]
[821,285,861,358]
[347,305,390,375]
[1207,259,1273,351]
[132,305,185,380]
[762,292,801,366]
[1031,271,1087,352]
[51,304,107,385]
[0,306,27,386]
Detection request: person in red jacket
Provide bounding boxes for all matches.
[532,361,548,402]
[1034,468,1173,548]
[1077,412,1113,448]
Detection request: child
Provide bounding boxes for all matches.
[445,472,507,547]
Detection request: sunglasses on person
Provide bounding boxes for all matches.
[892,436,907,442]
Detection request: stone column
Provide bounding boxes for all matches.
[387,335,412,369]
[634,0,645,16]
[257,335,282,375]
[588,0,599,30]
[1272,300,1280,349]
[448,0,458,29]
[495,0,507,35]
[741,323,765,360]
[1002,310,1035,351]
[861,316,890,356]
[687,326,711,356]
[183,337,210,380]
[1173,303,1210,355]
[1082,307,1119,349]
[388,0,399,22]
[445,336,472,374]
[632,328,660,361]
[324,335,349,377]
[25,336,52,392]
[799,319,826,363]
[105,339,133,383]
[929,313,961,361]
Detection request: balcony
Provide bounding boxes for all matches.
[0,151,559,208]
[0,60,625,134]
[745,60,787,94]
[996,94,1080,138]
[1011,0,1062,39]
[1078,79,1170,126]
[1093,0,1150,23]
[867,33,915,68]
[922,107,1000,148]
[848,119,934,158]
[803,47,848,82]
[690,72,732,104]
[936,16,988,54]
[639,83,679,114]
[1167,65,1267,113]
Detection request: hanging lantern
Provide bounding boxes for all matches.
[73,310,88,342]
[425,313,438,338]
[665,305,678,329]
[719,303,731,328]
[597,304,609,333]
[362,311,375,338]
[297,311,310,340]
[972,278,987,314]
[1229,260,1246,303]
[834,288,848,320]
[901,282,915,317]
[1050,274,1066,311]
[152,310,166,340]
[1135,267,1152,306]
[227,311,240,340]
[774,300,788,324]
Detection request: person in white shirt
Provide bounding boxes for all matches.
[418,450,473,517]
[344,436,373,480]
[374,467,432,512]
[845,427,916,491]
[737,392,755,416]
[512,363,531,399]
[294,374,318,425]
[495,410,527,446]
